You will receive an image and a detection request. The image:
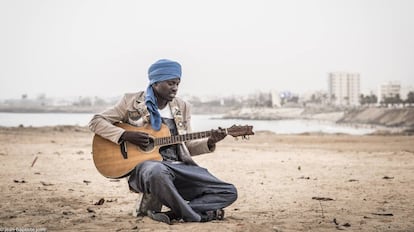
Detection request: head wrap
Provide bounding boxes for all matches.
[145,59,182,131]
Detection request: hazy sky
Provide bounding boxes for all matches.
[1,0,413,99]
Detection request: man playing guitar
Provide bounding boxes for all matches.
[89,59,238,224]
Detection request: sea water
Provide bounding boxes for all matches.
[0,112,376,135]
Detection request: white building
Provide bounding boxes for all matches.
[401,85,414,101]
[328,72,360,106]
[270,90,281,107]
[377,81,401,104]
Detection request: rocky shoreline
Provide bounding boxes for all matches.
[222,107,343,121]
[221,107,414,133]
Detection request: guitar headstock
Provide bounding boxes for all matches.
[226,125,254,138]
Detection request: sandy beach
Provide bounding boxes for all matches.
[0,126,413,232]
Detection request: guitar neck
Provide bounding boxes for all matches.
[154,130,220,146]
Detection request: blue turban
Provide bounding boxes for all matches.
[145,59,182,131]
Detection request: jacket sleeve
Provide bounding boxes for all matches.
[186,139,215,156]
[88,95,128,144]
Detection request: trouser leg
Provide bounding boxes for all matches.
[128,161,201,222]
[128,161,238,222]
[164,162,238,214]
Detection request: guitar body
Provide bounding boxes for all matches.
[92,123,168,179]
[92,123,254,179]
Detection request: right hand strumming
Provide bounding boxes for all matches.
[120,131,150,147]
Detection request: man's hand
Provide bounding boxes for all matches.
[207,127,227,149]
[120,131,150,146]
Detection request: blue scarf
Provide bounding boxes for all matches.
[145,59,182,131]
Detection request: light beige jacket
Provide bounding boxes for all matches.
[88,91,214,166]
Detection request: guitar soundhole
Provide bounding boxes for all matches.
[137,138,155,152]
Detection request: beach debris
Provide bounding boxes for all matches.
[298,176,310,179]
[273,226,282,232]
[402,149,414,154]
[94,198,105,205]
[335,223,351,230]
[372,213,393,216]
[40,181,54,186]
[13,179,26,183]
[50,140,56,143]
[62,211,74,215]
[86,207,95,213]
[333,218,351,230]
[298,166,301,171]
[318,200,325,218]
[382,176,394,180]
[348,179,358,182]
[110,179,120,182]
[76,150,84,155]
[335,225,346,230]
[31,156,38,167]
[83,180,91,185]
[312,197,334,201]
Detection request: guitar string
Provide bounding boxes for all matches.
[154,131,213,146]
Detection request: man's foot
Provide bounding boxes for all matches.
[147,210,171,224]
[200,209,225,222]
[134,193,162,216]
[147,211,172,225]
[147,210,181,224]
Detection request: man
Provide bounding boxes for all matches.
[88,59,237,224]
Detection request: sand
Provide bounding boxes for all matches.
[0,126,413,232]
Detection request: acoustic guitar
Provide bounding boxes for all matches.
[92,123,254,178]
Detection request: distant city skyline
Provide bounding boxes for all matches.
[0,75,412,101]
[1,0,413,100]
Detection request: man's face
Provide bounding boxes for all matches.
[153,78,180,102]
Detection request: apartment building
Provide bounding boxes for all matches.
[328,72,360,106]
[378,81,401,103]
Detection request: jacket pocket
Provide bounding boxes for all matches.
[127,110,144,127]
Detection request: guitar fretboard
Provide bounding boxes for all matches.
[154,130,216,146]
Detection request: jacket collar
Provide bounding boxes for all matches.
[135,91,184,133]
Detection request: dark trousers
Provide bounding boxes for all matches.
[128,160,238,222]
